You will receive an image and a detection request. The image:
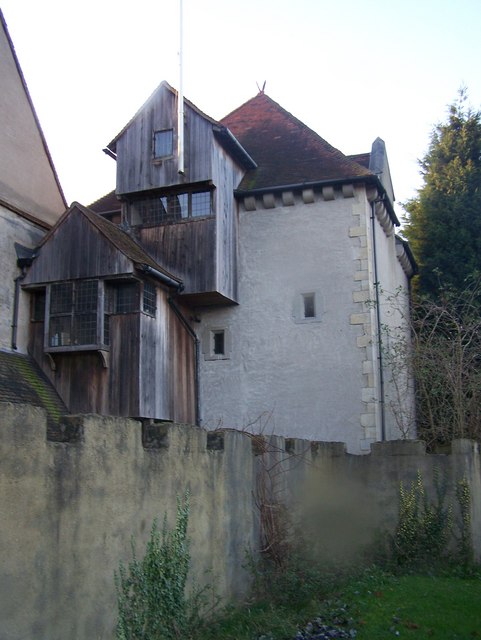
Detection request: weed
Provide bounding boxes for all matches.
[115,493,207,640]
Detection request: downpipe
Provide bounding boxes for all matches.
[11,267,27,350]
[371,199,386,441]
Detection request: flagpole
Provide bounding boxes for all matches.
[177,0,185,175]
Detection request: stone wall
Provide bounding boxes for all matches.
[1,403,480,640]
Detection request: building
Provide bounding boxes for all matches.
[0,10,68,428]
[0,10,66,354]
[23,81,416,453]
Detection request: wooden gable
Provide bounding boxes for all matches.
[24,203,147,286]
[110,82,216,195]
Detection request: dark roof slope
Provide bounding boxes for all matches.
[89,190,121,215]
[221,92,372,192]
[348,153,371,169]
[76,203,181,282]
[33,202,182,284]
[0,350,68,436]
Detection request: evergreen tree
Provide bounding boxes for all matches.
[404,90,481,298]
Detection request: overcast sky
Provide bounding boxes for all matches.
[2,0,481,220]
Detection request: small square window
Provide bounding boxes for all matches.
[303,293,316,319]
[293,291,322,324]
[212,330,225,355]
[203,327,230,360]
[153,129,173,159]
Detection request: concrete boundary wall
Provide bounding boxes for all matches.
[1,402,480,640]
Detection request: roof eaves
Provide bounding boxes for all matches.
[396,235,418,276]
[212,126,257,170]
[235,174,400,226]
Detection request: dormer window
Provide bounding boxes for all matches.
[153,129,173,159]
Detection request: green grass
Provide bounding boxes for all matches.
[194,599,324,640]
[346,570,481,639]
[193,569,481,640]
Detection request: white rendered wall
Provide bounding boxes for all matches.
[0,205,45,353]
[372,213,415,441]
[199,186,377,453]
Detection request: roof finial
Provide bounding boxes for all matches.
[256,80,266,94]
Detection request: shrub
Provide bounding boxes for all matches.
[115,493,200,640]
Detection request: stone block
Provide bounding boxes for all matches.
[350,312,370,325]
[352,290,370,303]
[371,439,426,456]
[361,413,376,428]
[357,334,372,348]
[311,441,346,457]
[281,191,295,206]
[354,270,369,281]
[452,439,479,454]
[349,226,365,238]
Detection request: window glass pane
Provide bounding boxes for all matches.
[104,314,110,345]
[51,283,72,314]
[191,191,211,217]
[303,293,316,318]
[143,282,156,315]
[73,313,97,345]
[132,190,212,225]
[75,280,98,312]
[50,316,71,347]
[32,290,46,321]
[165,194,187,220]
[213,330,225,355]
[115,283,139,313]
[153,129,173,158]
[137,197,167,225]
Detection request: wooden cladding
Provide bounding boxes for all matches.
[28,285,196,424]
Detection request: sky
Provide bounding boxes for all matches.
[2,0,481,221]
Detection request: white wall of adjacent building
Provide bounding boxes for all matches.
[198,184,413,454]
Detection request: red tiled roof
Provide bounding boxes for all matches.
[348,153,371,170]
[221,92,372,191]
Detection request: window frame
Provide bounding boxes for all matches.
[42,277,157,354]
[203,327,231,361]
[293,290,323,324]
[46,279,106,352]
[153,128,174,160]
[129,187,215,227]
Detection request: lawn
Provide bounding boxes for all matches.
[194,569,481,640]
[348,571,481,639]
